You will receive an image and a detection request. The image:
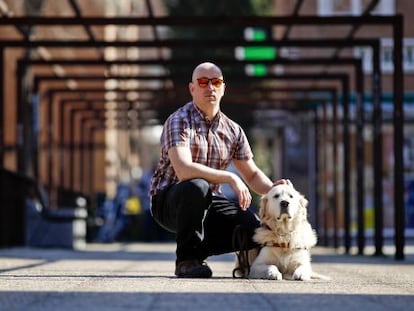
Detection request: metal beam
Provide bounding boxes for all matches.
[0,15,401,26]
[0,38,379,48]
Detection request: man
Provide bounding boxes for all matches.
[150,62,287,278]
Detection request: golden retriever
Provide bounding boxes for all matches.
[247,183,327,280]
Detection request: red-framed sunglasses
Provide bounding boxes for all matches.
[196,77,224,88]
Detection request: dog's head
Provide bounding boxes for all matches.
[259,183,308,224]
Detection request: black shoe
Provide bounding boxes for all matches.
[175,259,212,278]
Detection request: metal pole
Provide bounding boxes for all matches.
[342,77,351,254]
[47,91,53,189]
[331,89,340,250]
[355,60,365,255]
[393,16,405,260]
[0,47,3,167]
[372,41,384,256]
[69,107,76,189]
[59,100,65,188]
[321,100,328,246]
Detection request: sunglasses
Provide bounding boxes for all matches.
[196,78,224,88]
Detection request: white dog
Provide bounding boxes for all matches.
[248,183,327,281]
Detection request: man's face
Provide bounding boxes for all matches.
[189,66,225,108]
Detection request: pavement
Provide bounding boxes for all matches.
[0,242,413,311]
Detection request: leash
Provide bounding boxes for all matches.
[232,225,251,278]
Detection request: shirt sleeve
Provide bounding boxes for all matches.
[161,114,190,151]
[233,126,253,160]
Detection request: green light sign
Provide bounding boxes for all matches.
[235,46,277,61]
[235,27,276,76]
[244,28,267,41]
[245,64,267,76]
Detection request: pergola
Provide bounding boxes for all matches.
[0,0,406,259]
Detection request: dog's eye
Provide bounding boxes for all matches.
[273,194,280,198]
[289,194,293,198]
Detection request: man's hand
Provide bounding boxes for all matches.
[272,178,293,187]
[229,174,252,211]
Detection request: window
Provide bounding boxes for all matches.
[317,0,395,16]
[353,38,414,74]
[332,0,353,14]
[318,0,356,15]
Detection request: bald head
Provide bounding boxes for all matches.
[191,62,223,82]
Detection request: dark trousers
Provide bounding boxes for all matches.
[150,179,260,262]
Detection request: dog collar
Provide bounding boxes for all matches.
[262,242,308,250]
[260,224,290,248]
[263,242,290,248]
[260,223,308,249]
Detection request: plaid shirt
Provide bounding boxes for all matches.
[150,102,253,196]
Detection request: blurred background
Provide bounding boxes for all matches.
[0,0,413,259]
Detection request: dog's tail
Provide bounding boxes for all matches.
[311,271,331,280]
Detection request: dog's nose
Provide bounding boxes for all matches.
[280,200,289,209]
[280,200,289,215]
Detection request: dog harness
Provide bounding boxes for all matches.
[260,223,308,250]
[263,242,290,248]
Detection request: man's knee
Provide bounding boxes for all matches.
[177,179,211,198]
[172,179,212,216]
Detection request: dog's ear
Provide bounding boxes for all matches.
[259,195,268,220]
[299,195,308,209]
[298,194,309,220]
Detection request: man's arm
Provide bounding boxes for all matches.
[233,158,274,195]
[168,146,253,209]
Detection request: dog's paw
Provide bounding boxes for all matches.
[292,265,312,281]
[267,265,283,280]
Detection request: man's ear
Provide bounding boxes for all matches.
[189,81,195,95]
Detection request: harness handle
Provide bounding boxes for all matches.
[232,225,251,278]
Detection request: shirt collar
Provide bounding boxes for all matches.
[191,102,221,125]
